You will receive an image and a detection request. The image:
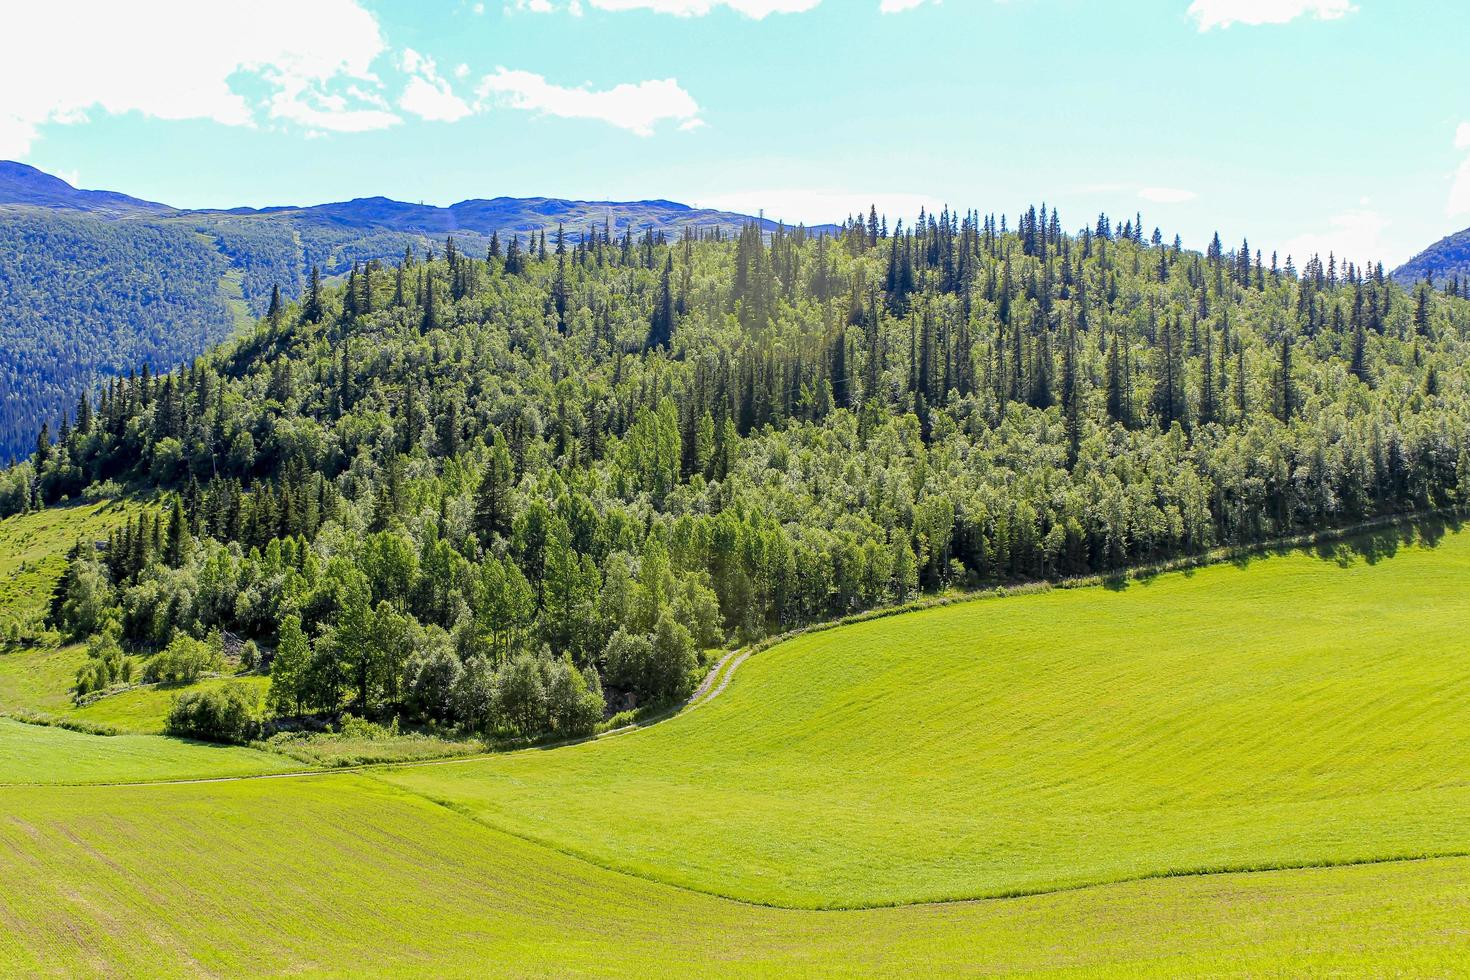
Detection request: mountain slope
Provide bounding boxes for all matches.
[1394,226,1470,288]
[0,161,171,214]
[0,162,838,461]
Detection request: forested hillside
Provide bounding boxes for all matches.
[1395,226,1470,290]
[0,210,239,465]
[9,208,1469,744]
[0,164,832,463]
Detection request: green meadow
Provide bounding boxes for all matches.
[0,500,128,632]
[382,522,1470,908]
[4,521,1470,974]
[3,774,1468,977]
[0,717,298,784]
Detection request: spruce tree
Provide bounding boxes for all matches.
[646,254,675,351]
[302,267,324,324]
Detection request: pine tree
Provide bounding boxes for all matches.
[1199,327,1217,425]
[1350,323,1370,384]
[34,422,50,471]
[1061,316,1082,467]
[266,283,283,325]
[165,495,188,568]
[1275,333,1295,423]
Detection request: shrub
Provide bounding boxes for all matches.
[73,623,130,697]
[81,479,122,503]
[144,633,221,685]
[407,641,464,724]
[166,681,260,743]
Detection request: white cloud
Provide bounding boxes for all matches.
[1138,186,1197,204]
[697,189,946,228]
[510,0,822,15]
[1188,0,1356,30]
[477,69,702,135]
[1279,207,1390,266]
[1450,122,1470,218]
[0,0,398,157]
[398,49,474,122]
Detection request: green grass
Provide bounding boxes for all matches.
[69,674,271,735]
[0,641,86,716]
[2,774,1468,976]
[382,521,1470,908]
[0,500,129,632]
[0,716,300,784]
[0,638,269,734]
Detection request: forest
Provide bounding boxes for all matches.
[7,206,1470,743]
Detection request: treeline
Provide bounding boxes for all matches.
[15,204,1470,741]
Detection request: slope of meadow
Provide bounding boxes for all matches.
[0,501,127,634]
[383,521,1470,908]
[2,774,1467,977]
[0,717,298,784]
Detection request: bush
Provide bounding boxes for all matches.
[407,641,464,724]
[81,479,122,503]
[166,681,260,743]
[337,714,399,740]
[73,623,130,697]
[144,633,221,684]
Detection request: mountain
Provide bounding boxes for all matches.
[0,161,173,214]
[209,195,834,239]
[0,163,840,462]
[1394,226,1470,289]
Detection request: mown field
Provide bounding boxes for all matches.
[3,773,1469,976]
[382,521,1470,908]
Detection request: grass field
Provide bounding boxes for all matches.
[5,518,1470,973]
[68,674,272,734]
[382,521,1470,908]
[0,500,130,633]
[2,774,1468,976]
[0,717,299,784]
[0,641,86,715]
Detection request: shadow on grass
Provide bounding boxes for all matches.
[1102,511,1463,592]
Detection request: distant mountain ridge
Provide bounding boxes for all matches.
[0,162,848,462]
[0,161,840,238]
[0,161,173,214]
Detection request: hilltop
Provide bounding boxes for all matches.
[1393,225,1470,288]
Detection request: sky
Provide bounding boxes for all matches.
[2,0,1468,267]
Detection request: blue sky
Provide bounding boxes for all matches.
[3,0,1468,265]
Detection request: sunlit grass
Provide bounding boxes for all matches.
[3,774,1468,976]
[384,521,1470,908]
[0,716,298,784]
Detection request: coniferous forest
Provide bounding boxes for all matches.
[9,208,1470,742]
